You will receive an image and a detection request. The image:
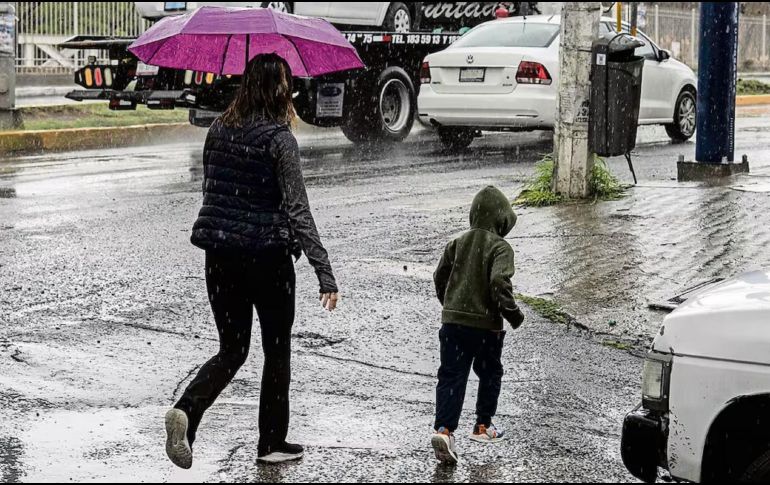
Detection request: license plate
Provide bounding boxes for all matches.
[459,67,485,82]
[164,2,187,12]
[136,62,159,76]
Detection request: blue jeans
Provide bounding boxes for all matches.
[434,324,506,432]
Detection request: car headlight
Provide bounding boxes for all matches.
[642,352,672,411]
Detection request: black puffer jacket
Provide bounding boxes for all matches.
[191,117,338,293]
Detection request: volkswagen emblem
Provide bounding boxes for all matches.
[466,55,474,64]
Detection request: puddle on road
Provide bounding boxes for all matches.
[0,187,17,199]
[731,181,770,193]
[0,436,24,483]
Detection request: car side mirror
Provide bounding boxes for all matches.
[658,49,671,62]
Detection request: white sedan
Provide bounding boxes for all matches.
[135,2,416,32]
[418,15,698,149]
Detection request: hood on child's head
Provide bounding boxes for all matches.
[469,185,517,237]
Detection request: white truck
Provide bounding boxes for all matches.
[622,270,770,483]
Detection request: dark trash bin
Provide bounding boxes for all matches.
[589,33,645,158]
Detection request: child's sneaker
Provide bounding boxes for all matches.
[431,427,459,465]
[470,423,506,443]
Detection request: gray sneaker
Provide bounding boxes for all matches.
[431,427,459,465]
[165,409,193,469]
[257,442,304,464]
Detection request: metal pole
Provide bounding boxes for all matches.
[0,2,19,129]
[695,2,739,164]
[763,14,767,61]
[654,4,659,43]
[691,8,696,66]
[553,2,602,198]
[630,2,638,36]
[616,2,622,32]
[74,2,79,37]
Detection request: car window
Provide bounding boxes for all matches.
[451,22,560,49]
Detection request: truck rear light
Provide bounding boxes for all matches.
[420,61,431,84]
[516,61,552,85]
[84,67,93,87]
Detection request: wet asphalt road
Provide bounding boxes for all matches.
[3,114,770,482]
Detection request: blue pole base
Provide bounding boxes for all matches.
[677,158,749,182]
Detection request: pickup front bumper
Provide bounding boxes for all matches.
[621,406,668,483]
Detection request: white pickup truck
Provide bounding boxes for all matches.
[622,270,770,483]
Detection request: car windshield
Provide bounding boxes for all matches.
[451,22,560,49]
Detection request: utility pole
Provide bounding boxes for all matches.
[552,2,602,198]
[0,2,19,130]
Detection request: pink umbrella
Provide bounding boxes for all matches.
[128,6,365,77]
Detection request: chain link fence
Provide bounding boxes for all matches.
[11,2,770,74]
[636,5,770,71]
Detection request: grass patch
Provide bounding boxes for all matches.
[515,154,626,207]
[737,78,770,96]
[516,293,571,325]
[601,340,633,351]
[9,104,188,132]
[591,156,625,200]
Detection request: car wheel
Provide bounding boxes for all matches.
[665,89,696,142]
[438,127,476,151]
[384,2,412,32]
[261,2,293,14]
[741,448,770,483]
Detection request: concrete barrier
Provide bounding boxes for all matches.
[0,123,204,157]
[736,94,770,106]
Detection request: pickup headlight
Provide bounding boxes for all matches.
[642,352,672,412]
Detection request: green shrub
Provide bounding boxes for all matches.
[737,78,770,95]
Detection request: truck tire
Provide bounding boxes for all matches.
[741,448,770,483]
[342,67,415,144]
[438,127,476,151]
[261,2,293,13]
[384,2,412,32]
[340,114,374,143]
[665,89,696,142]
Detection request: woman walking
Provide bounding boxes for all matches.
[165,53,339,468]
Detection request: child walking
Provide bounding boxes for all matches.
[431,185,525,465]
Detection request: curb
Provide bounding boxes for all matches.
[0,123,204,157]
[736,94,770,106]
[15,86,76,98]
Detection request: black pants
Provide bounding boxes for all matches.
[175,249,295,451]
[435,324,506,432]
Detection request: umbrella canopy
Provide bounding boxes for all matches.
[128,6,364,77]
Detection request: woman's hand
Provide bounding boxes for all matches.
[320,292,339,312]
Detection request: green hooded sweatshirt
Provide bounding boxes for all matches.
[434,186,525,331]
